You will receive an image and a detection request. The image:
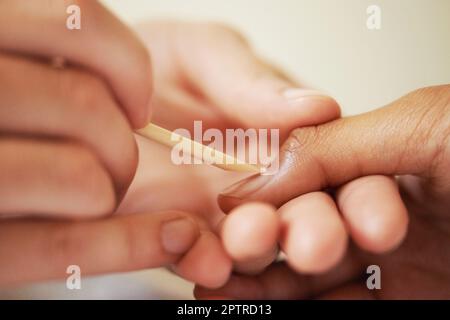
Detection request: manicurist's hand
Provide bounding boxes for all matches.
[0,6,228,291]
[0,0,157,286]
[0,0,153,217]
[196,85,450,299]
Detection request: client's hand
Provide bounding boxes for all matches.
[196,85,450,299]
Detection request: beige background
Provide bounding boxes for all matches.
[106,0,450,115]
[1,0,449,299]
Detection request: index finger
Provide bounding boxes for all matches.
[0,0,152,128]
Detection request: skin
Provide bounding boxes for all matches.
[0,0,153,214]
[118,21,340,286]
[0,7,339,289]
[196,85,450,299]
[6,4,446,298]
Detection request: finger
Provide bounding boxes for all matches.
[0,138,115,219]
[0,54,138,198]
[173,230,233,289]
[278,192,348,274]
[0,211,201,286]
[336,175,409,253]
[0,0,152,128]
[160,22,340,131]
[221,202,279,274]
[150,85,227,133]
[195,252,364,300]
[219,85,450,211]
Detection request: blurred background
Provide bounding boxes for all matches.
[0,0,448,299]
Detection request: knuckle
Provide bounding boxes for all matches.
[406,85,450,102]
[120,216,153,268]
[284,125,333,187]
[60,145,116,216]
[400,85,450,166]
[60,71,108,112]
[285,126,321,155]
[58,71,137,196]
[47,224,84,269]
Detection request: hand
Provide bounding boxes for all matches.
[0,16,339,288]
[0,0,156,286]
[135,21,340,135]
[0,0,152,218]
[113,21,341,287]
[196,85,450,299]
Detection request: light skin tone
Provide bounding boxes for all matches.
[0,2,339,288]
[196,85,450,299]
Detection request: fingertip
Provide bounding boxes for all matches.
[284,218,348,274]
[354,209,408,254]
[279,192,348,274]
[293,95,341,126]
[175,231,232,289]
[161,218,199,255]
[222,202,279,261]
[254,87,342,130]
[236,91,342,131]
[337,175,409,254]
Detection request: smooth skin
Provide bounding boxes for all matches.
[196,85,450,299]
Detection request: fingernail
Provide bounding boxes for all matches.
[283,88,331,106]
[220,174,272,199]
[161,218,198,254]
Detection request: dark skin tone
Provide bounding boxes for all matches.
[196,85,450,299]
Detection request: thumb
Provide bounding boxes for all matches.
[219,85,450,210]
[176,22,340,131]
[0,211,231,288]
